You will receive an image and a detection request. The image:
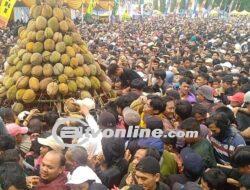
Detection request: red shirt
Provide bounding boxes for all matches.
[35,173,69,190]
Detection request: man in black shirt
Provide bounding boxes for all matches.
[107,64,142,92]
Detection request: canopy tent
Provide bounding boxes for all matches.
[21,0,113,10]
[239,10,249,16]
[210,9,219,16]
[152,10,162,15]
[230,10,239,16]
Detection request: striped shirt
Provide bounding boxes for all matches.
[207,128,246,164]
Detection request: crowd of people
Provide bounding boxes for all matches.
[0,20,24,70]
[0,14,250,190]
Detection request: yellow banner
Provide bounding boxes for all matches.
[0,0,16,28]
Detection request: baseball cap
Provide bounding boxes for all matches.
[122,107,140,126]
[17,111,30,122]
[228,92,245,104]
[38,135,64,151]
[244,91,250,103]
[197,85,214,101]
[5,123,28,137]
[180,147,205,178]
[67,166,101,185]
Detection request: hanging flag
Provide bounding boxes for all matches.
[185,0,189,13]
[174,0,181,13]
[193,0,198,14]
[112,0,120,16]
[176,0,182,13]
[209,0,215,10]
[165,0,169,13]
[168,0,171,13]
[0,0,17,28]
[86,0,95,15]
[229,0,234,12]
[199,0,206,12]
[189,0,194,9]
[219,0,224,10]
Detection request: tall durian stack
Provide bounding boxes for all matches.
[0,0,112,113]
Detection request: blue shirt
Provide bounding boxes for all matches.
[207,128,246,164]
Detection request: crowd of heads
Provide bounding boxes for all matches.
[0,14,249,190]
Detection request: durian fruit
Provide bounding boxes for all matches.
[13,71,23,82]
[66,46,75,57]
[16,76,29,89]
[76,77,85,89]
[47,82,58,97]
[58,74,68,83]
[27,20,36,31]
[64,66,74,78]
[45,27,54,39]
[36,31,45,42]
[3,0,111,107]
[48,17,59,32]
[22,89,36,103]
[59,20,69,33]
[61,54,70,65]
[27,31,36,42]
[30,5,42,19]
[36,16,47,30]
[22,52,32,64]
[53,7,64,21]
[83,77,91,89]
[80,91,92,99]
[67,80,77,93]
[55,42,66,53]
[41,4,53,19]
[44,39,55,52]
[101,81,112,93]
[74,67,84,77]
[7,85,17,100]
[40,78,53,91]
[43,63,53,77]
[33,42,44,53]
[50,51,61,63]
[12,102,24,114]
[31,53,43,65]
[59,83,69,96]
[3,77,14,89]
[64,35,73,46]
[53,32,63,43]
[22,65,32,75]
[90,76,101,90]
[16,89,26,101]
[31,65,43,77]
[42,51,51,62]
[0,86,6,98]
[29,77,40,92]
[45,0,57,7]
[53,63,64,75]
